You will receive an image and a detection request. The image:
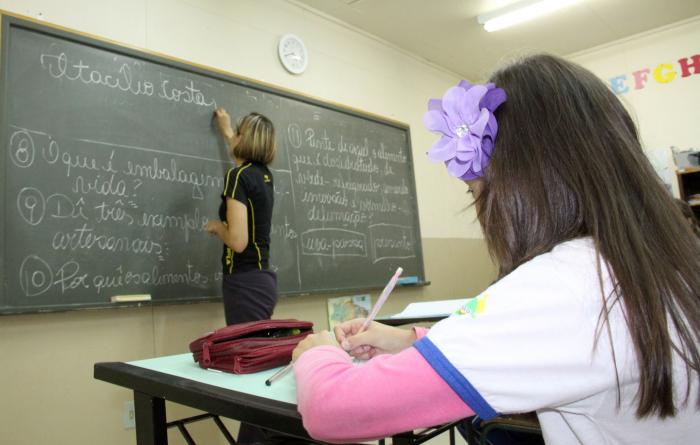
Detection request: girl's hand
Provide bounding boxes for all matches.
[333,319,416,360]
[292,331,340,361]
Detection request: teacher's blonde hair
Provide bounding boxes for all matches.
[234,112,276,165]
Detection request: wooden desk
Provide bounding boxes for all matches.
[95,354,459,445]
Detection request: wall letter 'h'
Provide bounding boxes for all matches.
[678,54,700,78]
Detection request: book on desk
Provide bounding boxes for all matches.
[379,298,468,326]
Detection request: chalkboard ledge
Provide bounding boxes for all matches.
[279,280,430,298]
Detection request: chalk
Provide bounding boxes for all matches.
[110,294,152,303]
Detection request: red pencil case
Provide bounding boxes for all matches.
[189,319,314,374]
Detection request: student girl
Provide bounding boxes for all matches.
[291,54,700,444]
[206,109,277,325]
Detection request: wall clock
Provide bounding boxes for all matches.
[278,34,308,74]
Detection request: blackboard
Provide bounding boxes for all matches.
[0,16,425,314]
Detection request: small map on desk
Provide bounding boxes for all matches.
[327,294,371,330]
[390,298,468,319]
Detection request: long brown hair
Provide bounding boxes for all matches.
[476,54,700,418]
[676,198,700,239]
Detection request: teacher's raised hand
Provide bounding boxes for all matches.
[213,107,234,139]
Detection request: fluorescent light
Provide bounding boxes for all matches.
[477,0,582,32]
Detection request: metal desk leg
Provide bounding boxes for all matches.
[391,431,416,445]
[134,390,168,445]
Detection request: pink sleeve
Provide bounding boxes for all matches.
[294,344,474,443]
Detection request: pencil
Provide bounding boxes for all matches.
[359,267,403,332]
[265,363,293,386]
[265,267,403,386]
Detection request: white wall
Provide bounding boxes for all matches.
[569,16,700,194]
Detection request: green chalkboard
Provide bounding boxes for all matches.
[0,15,425,314]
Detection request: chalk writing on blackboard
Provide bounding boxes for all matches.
[1,17,424,314]
[40,49,217,108]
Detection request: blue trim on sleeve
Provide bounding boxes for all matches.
[414,337,499,420]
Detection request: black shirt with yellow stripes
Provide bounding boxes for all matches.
[218,162,274,274]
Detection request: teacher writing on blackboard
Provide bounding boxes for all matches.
[205,109,278,327]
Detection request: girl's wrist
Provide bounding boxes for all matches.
[390,328,418,353]
[406,328,418,346]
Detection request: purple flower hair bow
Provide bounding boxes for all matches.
[423,80,507,180]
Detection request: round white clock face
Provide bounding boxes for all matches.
[278,34,308,74]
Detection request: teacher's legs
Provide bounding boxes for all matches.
[222,269,278,444]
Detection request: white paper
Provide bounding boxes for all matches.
[389,298,468,319]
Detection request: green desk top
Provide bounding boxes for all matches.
[129,353,297,404]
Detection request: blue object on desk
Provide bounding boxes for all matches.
[397,276,419,285]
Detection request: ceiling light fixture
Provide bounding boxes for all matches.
[477,0,582,32]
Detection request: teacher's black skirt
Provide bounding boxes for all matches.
[222,269,278,325]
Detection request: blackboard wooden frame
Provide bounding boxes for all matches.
[0,11,426,314]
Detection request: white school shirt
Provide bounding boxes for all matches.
[414,237,699,444]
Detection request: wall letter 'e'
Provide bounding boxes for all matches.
[609,75,628,94]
